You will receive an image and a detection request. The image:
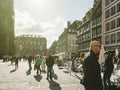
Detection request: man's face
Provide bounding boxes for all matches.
[104,53,108,59]
[91,42,101,54]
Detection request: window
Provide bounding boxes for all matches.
[80,36,82,41]
[86,32,90,39]
[105,22,110,31]
[83,34,85,40]
[110,0,114,3]
[105,0,109,6]
[117,17,120,27]
[105,9,110,19]
[117,3,120,13]
[111,33,116,44]
[92,19,96,26]
[105,35,110,44]
[92,29,96,37]
[111,20,116,29]
[117,32,120,42]
[96,17,101,25]
[97,27,101,34]
[111,6,116,16]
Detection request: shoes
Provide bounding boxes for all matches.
[50,79,53,81]
[50,78,53,81]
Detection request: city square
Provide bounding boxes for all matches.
[0,0,120,90]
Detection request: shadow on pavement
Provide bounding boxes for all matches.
[53,73,58,80]
[34,75,42,82]
[48,80,61,90]
[8,64,14,66]
[26,69,31,76]
[42,70,46,74]
[63,71,69,73]
[74,74,82,80]
[58,67,64,69]
[10,69,16,73]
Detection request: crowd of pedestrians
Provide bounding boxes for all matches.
[59,40,120,90]
[1,40,120,90]
[1,54,55,82]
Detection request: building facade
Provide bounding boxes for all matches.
[57,21,79,59]
[14,35,47,57]
[102,0,120,51]
[49,41,58,55]
[0,0,15,58]
[49,0,120,58]
[77,0,102,56]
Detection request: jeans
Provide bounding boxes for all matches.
[36,64,41,75]
[47,67,53,80]
[103,72,112,90]
[28,62,32,70]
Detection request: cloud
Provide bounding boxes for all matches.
[15,9,66,48]
[15,9,36,29]
[39,17,67,47]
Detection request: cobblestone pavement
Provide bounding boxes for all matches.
[0,60,85,90]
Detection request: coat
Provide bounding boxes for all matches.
[104,56,114,73]
[36,57,41,65]
[46,56,54,68]
[82,50,103,90]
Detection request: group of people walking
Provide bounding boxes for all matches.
[28,54,55,81]
[7,40,118,90]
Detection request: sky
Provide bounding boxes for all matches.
[14,0,94,48]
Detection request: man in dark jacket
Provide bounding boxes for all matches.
[46,55,54,81]
[103,51,114,90]
[28,55,32,70]
[82,41,103,90]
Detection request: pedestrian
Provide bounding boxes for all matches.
[82,41,103,90]
[46,55,54,81]
[67,59,72,75]
[103,51,114,90]
[15,56,19,70]
[10,56,13,65]
[41,56,46,72]
[35,55,42,75]
[28,55,32,70]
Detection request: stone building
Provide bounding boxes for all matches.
[49,41,58,55]
[56,21,79,59]
[14,35,47,57]
[102,0,120,51]
[0,0,15,58]
[49,0,120,58]
[77,0,102,56]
